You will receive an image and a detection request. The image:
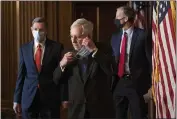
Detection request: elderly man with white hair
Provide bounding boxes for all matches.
[53,18,115,119]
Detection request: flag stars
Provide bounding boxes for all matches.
[158,1,170,24]
[133,2,145,12]
[163,7,165,12]
[159,13,161,18]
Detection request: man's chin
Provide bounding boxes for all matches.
[74,47,81,51]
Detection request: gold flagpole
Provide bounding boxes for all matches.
[170,0,176,33]
[152,0,160,105]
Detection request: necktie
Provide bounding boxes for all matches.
[81,58,87,72]
[118,32,127,78]
[79,58,88,79]
[35,44,42,72]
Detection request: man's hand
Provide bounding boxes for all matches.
[13,102,22,117]
[82,37,97,52]
[62,101,70,109]
[60,52,75,69]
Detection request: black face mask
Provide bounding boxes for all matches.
[114,19,126,28]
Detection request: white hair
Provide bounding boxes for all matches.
[70,18,93,38]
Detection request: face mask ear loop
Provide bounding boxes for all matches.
[79,47,88,55]
[81,49,89,56]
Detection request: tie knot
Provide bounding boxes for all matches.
[123,32,128,39]
[37,44,41,48]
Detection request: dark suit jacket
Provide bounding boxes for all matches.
[13,39,64,110]
[111,27,152,96]
[53,42,115,119]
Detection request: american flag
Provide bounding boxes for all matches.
[152,1,176,118]
[132,1,145,29]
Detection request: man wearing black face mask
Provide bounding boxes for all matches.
[114,17,127,29]
[111,6,151,119]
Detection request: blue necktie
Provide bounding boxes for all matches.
[79,58,88,78]
[81,58,87,73]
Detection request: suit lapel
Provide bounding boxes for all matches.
[41,39,53,71]
[76,64,84,84]
[72,60,83,84]
[114,31,122,63]
[83,56,96,85]
[129,28,138,61]
[27,40,38,73]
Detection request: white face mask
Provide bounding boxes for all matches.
[32,30,45,42]
[74,46,91,59]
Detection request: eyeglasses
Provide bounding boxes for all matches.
[115,17,125,20]
[69,34,86,41]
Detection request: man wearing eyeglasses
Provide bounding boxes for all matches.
[111,6,151,119]
[13,17,65,119]
[53,18,115,119]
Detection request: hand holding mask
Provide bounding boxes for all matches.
[74,36,97,59]
[74,46,91,59]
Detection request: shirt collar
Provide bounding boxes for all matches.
[34,37,46,48]
[123,26,134,35]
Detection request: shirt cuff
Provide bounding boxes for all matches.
[92,48,98,58]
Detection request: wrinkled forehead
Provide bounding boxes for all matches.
[32,22,46,29]
[116,8,125,19]
[70,25,83,36]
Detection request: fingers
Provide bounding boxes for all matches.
[60,52,75,68]
[65,52,74,57]
[62,101,70,109]
[13,104,22,116]
[82,37,90,46]
[81,37,96,52]
[82,37,95,47]
[17,106,21,113]
[64,52,74,61]
[17,111,22,117]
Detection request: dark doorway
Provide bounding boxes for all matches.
[72,1,128,43]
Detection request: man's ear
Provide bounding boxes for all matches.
[124,16,128,22]
[31,27,33,32]
[87,34,91,39]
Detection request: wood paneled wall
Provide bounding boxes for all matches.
[1,1,73,111]
[19,1,45,45]
[1,1,17,109]
[59,1,73,49]
[1,1,154,119]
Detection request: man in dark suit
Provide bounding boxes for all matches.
[53,18,115,119]
[13,17,65,119]
[111,6,151,119]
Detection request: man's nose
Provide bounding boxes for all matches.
[35,29,40,32]
[72,38,77,43]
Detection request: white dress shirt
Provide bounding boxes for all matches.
[120,26,134,74]
[33,38,46,65]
